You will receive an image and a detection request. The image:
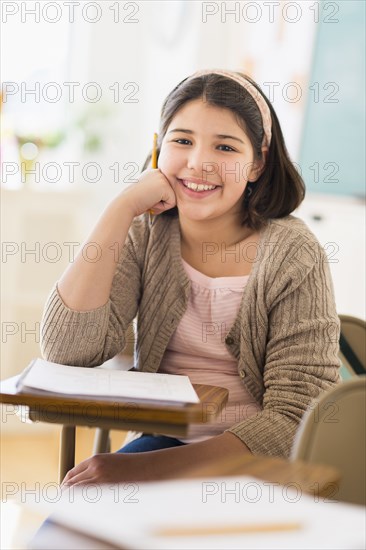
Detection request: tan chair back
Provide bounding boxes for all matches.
[291,377,366,506]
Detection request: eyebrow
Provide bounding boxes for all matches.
[167,128,244,144]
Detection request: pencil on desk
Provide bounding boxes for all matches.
[149,132,158,225]
[155,521,302,537]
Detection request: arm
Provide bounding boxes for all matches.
[62,432,249,485]
[40,168,177,367]
[228,237,341,457]
[56,194,136,312]
[40,214,145,366]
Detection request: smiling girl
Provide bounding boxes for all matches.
[40,69,341,486]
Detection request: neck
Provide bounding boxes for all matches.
[178,211,255,253]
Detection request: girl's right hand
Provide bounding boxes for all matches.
[121,169,177,218]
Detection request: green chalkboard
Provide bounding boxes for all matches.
[299,1,365,197]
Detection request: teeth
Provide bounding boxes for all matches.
[183,180,217,192]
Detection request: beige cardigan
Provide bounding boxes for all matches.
[40,212,341,457]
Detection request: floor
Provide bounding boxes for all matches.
[0,424,128,549]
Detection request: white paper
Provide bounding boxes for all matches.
[29,476,366,550]
[18,358,199,404]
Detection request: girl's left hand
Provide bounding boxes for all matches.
[61,453,145,487]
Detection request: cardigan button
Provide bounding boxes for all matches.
[225,336,234,345]
[239,369,246,379]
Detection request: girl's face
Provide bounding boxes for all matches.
[158,98,264,222]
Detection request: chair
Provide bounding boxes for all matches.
[291,377,366,506]
[338,314,366,378]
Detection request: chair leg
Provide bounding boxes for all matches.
[59,425,76,484]
[93,428,111,454]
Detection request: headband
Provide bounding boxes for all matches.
[186,69,272,148]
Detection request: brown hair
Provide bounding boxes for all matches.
[142,72,305,230]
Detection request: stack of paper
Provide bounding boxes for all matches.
[17,358,199,404]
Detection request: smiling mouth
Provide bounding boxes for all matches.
[179,179,220,192]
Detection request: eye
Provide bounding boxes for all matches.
[217,144,236,152]
[173,138,192,145]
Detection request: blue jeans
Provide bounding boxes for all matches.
[116,434,187,453]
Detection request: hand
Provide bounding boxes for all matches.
[121,168,177,218]
[60,433,250,487]
[61,453,146,487]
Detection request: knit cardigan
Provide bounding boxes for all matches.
[40,212,341,457]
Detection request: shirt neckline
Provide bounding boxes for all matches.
[182,258,250,281]
[181,257,250,286]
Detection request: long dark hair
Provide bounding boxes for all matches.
[142,72,305,230]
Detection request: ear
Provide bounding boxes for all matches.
[248,147,268,182]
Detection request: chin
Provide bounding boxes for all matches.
[178,205,217,221]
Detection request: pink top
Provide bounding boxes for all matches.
[159,258,262,443]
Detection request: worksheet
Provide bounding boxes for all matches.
[17,358,200,404]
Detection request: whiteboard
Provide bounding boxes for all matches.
[299,1,365,198]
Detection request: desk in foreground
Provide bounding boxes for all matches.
[0,376,228,481]
[28,474,364,550]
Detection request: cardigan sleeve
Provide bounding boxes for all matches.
[227,236,342,457]
[39,214,149,367]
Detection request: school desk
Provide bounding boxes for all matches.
[0,356,228,483]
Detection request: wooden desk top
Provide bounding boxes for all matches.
[0,375,228,427]
[181,453,341,500]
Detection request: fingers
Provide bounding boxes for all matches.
[62,474,96,487]
[61,454,113,487]
[61,459,89,486]
[61,453,137,487]
[150,194,177,214]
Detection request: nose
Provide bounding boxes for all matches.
[186,143,212,174]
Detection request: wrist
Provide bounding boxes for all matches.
[114,192,138,220]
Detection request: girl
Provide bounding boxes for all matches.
[40,69,341,486]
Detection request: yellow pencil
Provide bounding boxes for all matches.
[151,132,158,169]
[149,132,158,224]
[155,521,302,537]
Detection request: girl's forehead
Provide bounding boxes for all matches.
[168,99,245,133]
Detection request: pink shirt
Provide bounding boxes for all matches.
[159,258,262,443]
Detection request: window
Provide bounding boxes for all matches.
[1,9,77,190]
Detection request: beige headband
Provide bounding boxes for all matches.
[186,69,272,148]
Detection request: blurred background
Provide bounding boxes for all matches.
[0,1,365,545]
